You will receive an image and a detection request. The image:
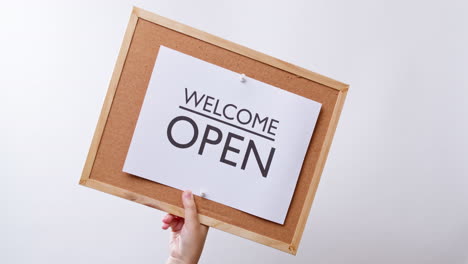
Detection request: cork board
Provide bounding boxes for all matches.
[80,7,348,255]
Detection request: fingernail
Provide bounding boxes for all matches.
[183,190,192,200]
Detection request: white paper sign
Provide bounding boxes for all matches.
[123,46,321,224]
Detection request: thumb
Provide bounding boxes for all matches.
[182,190,200,228]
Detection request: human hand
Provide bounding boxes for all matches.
[162,190,209,264]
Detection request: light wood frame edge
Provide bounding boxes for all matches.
[82,179,291,253]
[79,6,349,255]
[79,8,138,185]
[290,89,348,253]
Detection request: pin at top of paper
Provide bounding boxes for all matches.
[123,46,321,224]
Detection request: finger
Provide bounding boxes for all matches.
[182,190,199,229]
[171,218,185,232]
[162,214,175,224]
[164,216,179,231]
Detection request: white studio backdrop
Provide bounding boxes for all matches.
[1,0,467,263]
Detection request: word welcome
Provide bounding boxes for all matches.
[184,88,279,137]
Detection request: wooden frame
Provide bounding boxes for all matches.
[80,6,348,255]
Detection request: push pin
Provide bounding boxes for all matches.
[239,73,247,83]
[199,189,207,198]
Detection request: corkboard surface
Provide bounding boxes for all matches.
[89,18,339,245]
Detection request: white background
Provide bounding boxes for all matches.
[1,0,467,263]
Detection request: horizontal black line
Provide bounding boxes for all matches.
[178,106,275,142]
